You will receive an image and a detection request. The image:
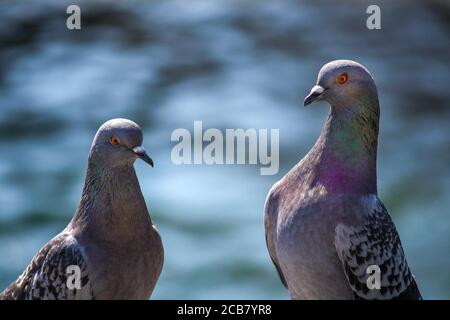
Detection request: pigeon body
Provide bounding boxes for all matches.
[264,60,421,300]
[1,119,163,300]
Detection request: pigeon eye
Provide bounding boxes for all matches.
[110,136,120,145]
[337,73,348,84]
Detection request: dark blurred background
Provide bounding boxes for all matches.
[0,0,449,299]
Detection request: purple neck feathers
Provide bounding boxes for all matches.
[310,104,379,195]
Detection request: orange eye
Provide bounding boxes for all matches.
[337,73,348,84]
[110,136,120,145]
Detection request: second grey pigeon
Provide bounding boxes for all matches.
[1,118,164,300]
[264,60,422,300]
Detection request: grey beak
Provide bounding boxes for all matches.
[132,146,154,167]
[304,85,325,107]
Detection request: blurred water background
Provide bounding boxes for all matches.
[0,0,449,299]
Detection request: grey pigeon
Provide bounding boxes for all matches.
[1,119,164,300]
[264,60,422,300]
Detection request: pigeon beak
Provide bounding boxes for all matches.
[304,85,325,107]
[132,146,154,167]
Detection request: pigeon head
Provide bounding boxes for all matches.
[304,60,378,109]
[88,118,153,168]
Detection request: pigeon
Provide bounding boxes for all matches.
[0,119,164,300]
[264,60,422,300]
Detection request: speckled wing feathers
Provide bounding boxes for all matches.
[0,232,93,300]
[334,196,422,300]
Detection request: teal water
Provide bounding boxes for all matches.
[0,0,449,299]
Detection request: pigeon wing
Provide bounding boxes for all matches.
[264,185,287,288]
[334,195,422,300]
[0,232,93,300]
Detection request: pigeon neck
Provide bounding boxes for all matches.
[314,103,379,194]
[71,162,153,241]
